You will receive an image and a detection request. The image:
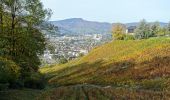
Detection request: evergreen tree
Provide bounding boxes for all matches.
[135,19,151,39]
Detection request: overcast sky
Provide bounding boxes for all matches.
[41,0,170,23]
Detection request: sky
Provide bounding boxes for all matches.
[41,0,170,23]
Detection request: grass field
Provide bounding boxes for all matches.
[41,37,170,89]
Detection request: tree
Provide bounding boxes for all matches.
[0,57,20,84]
[112,23,126,40]
[135,19,151,39]
[166,22,170,36]
[150,22,160,36]
[158,27,167,36]
[46,42,56,54]
[0,0,52,82]
[59,57,68,64]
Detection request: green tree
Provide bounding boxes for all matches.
[158,27,167,36]
[0,57,20,83]
[112,23,126,40]
[46,42,56,54]
[166,22,170,36]
[0,0,52,82]
[150,22,160,36]
[135,19,151,39]
[59,57,68,64]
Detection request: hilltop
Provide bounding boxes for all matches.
[50,18,112,35]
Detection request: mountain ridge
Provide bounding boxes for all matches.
[50,18,112,35]
[50,18,168,35]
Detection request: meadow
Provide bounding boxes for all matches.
[41,37,170,90]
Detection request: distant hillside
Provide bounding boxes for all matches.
[50,18,168,35]
[50,18,112,35]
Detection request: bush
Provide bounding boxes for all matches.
[140,78,168,91]
[124,34,135,40]
[59,58,68,64]
[24,72,46,89]
[9,80,24,89]
[113,33,126,40]
[112,23,126,40]
[113,34,135,40]
[0,83,9,90]
[0,57,20,84]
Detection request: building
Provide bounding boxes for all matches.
[126,26,136,35]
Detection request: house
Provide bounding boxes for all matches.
[126,26,136,35]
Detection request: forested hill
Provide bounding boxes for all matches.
[50,18,112,35]
[50,18,168,35]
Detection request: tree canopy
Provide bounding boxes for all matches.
[0,0,52,89]
[112,23,126,40]
[134,19,151,39]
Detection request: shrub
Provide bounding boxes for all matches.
[124,34,135,40]
[0,57,20,84]
[113,34,135,40]
[0,83,9,90]
[140,78,168,91]
[59,58,68,64]
[9,80,24,89]
[114,33,126,40]
[24,72,46,89]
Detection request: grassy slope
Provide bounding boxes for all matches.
[41,37,170,86]
[2,37,170,100]
[37,37,170,100]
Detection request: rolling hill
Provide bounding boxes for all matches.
[50,18,112,35]
[41,37,170,87]
[37,37,170,99]
[50,18,168,35]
